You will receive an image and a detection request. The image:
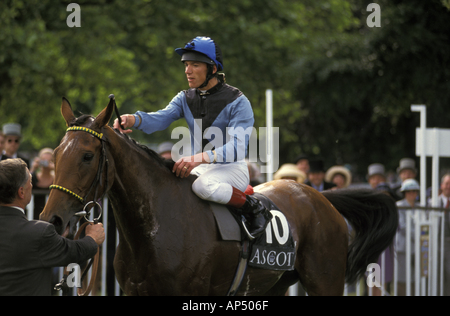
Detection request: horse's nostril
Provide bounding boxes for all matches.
[49,215,64,235]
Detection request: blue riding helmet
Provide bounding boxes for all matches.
[175,36,224,71]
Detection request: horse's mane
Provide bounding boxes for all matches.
[69,114,175,171]
[115,129,176,171]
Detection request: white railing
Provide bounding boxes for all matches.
[289,206,446,296]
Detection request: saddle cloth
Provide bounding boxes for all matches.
[210,192,296,271]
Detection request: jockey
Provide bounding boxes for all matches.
[113,36,272,238]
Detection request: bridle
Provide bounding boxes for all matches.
[49,93,122,222]
[49,126,108,223]
[51,126,108,296]
[51,94,123,296]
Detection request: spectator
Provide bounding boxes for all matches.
[274,163,306,183]
[1,123,29,167]
[0,158,105,296]
[367,163,394,195]
[305,159,336,191]
[325,165,352,189]
[396,178,420,296]
[30,148,55,219]
[294,154,309,174]
[437,173,450,296]
[0,132,4,156]
[246,159,262,187]
[157,141,174,160]
[392,158,418,200]
[367,163,394,295]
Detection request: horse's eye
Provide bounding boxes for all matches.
[83,153,94,162]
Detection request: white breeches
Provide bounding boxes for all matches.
[191,161,249,204]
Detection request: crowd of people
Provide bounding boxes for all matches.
[1,124,56,219]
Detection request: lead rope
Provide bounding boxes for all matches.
[54,222,100,296]
[74,222,100,296]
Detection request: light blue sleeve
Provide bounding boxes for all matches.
[207,95,254,163]
[133,91,185,134]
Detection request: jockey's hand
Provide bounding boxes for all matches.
[173,152,210,178]
[113,114,135,134]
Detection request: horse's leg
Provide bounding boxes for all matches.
[294,211,348,296]
[295,247,346,295]
[263,270,300,295]
[290,188,348,295]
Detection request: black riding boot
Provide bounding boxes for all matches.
[239,195,273,238]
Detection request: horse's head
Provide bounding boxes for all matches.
[40,97,116,238]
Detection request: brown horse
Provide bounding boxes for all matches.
[40,97,398,295]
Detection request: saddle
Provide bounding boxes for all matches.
[209,191,297,295]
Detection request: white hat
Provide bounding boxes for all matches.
[367,163,385,178]
[274,163,307,183]
[397,158,417,174]
[325,165,352,188]
[400,178,420,192]
[2,123,21,137]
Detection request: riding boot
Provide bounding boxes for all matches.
[239,195,273,238]
[227,187,273,239]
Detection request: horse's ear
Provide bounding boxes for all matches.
[93,97,115,128]
[61,97,76,127]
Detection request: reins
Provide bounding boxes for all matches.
[54,221,100,296]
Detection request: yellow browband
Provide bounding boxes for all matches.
[66,126,103,139]
[49,126,103,203]
[49,185,84,203]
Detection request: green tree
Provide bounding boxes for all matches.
[0,0,142,150]
[1,0,356,153]
[2,0,448,184]
[289,0,450,180]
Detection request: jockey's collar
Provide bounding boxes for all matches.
[198,81,223,96]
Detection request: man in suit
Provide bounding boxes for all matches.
[392,158,418,201]
[305,159,336,192]
[0,158,105,296]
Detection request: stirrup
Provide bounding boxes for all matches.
[241,216,256,241]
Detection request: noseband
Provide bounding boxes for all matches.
[49,126,108,222]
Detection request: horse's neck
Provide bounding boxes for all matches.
[106,133,170,244]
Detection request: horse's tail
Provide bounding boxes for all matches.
[322,188,398,284]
